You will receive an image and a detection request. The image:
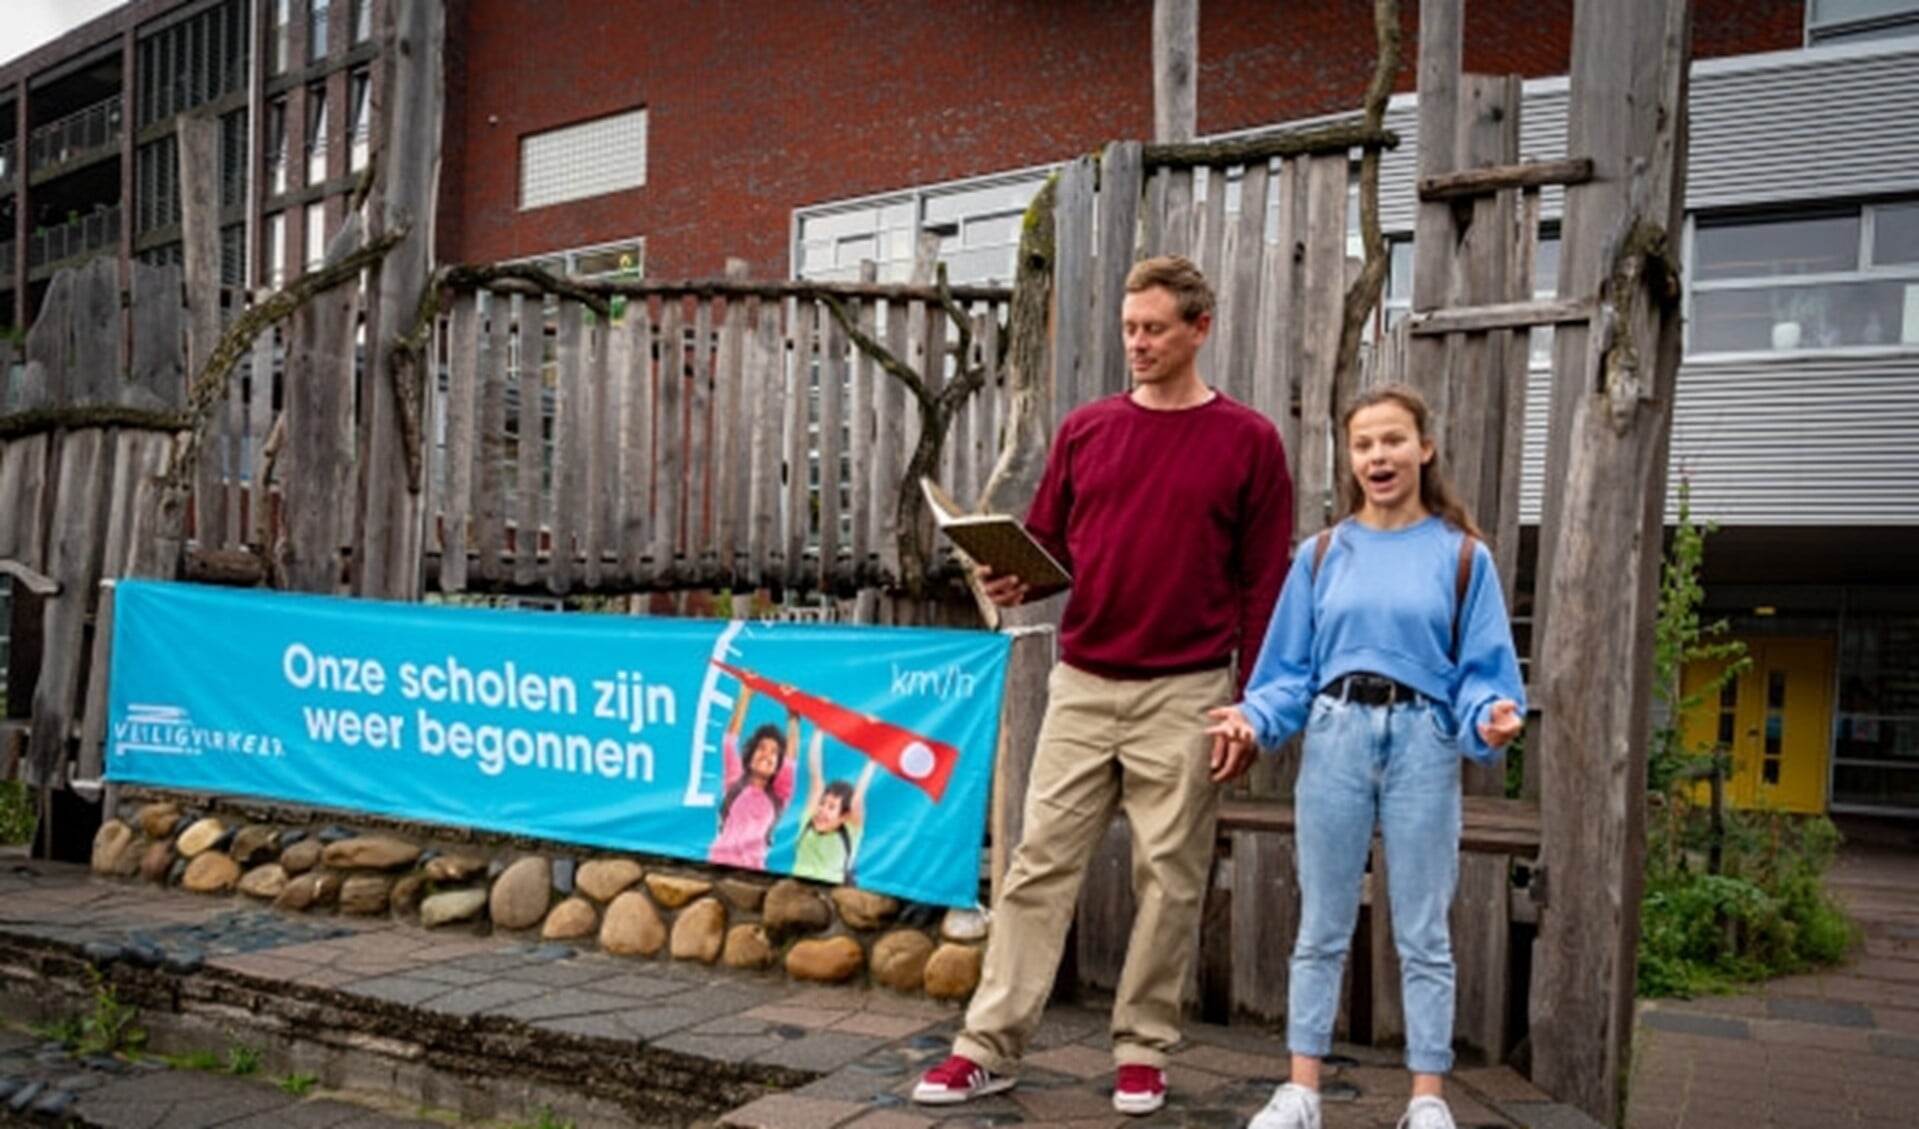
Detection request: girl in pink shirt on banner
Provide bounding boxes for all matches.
[708,683,798,870]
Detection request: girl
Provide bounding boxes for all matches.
[1208,383,1525,1129]
[708,684,799,870]
[790,726,878,886]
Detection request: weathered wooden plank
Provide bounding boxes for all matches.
[0,435,52,567]
[439,297,479,592]
[987,628,1056,899]
[1090,142,1142,401]
[1497,192,1543,619]
[281,271,357,594]
[655,299,685,582]
[1452,853,1513,1062]
[784,299,815,589]
[614,302,653,583]
[713,260,750,585]
[512,294,543,587]
[1196,165,1230,287]
[816,298,845,590]
[1407,0,1463,423]
[873,297,908,584]
[182,117,227,549]
[1052,156,1095,424]
[1295,154,1351,538]
[688,294,715,575]
[1160,167,1196,260]
[1229,828,1299,1022]
[851,265,879,578]
[1217,796,1545,856]
[1075,820,1135,995]
[1153,0,1197,142]
[1368,843,1405,1046]
[746,306,782,585]
[27,429,108,786]
[245,327,277,549]
[1222,161,1269,406]
[474,292,510,583]
[124,262,187,413]
[1407,297,1595,335]
[579,311,610,588]
[1420,156,1594,201]
[548,300,583,595]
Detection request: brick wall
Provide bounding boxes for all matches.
[439,0,1801,279]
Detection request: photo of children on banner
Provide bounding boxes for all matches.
[791,726,879,886]
[707,683,798,870]
[708,660,966,886]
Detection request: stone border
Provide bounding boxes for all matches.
[90,799,988,1001]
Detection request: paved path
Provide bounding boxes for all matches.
[0,820,1912,1129]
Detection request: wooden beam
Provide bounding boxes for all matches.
[1407,297,1596,334]
[1418,157,1594,201]
[0,558,59,596]
[1141,121,1398,169]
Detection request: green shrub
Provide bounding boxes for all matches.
[0,779,36,846]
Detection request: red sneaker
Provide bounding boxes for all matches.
[912,1053,1015,1105]
[1113,1063,1167,1115]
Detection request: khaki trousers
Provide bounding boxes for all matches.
[954,663,1232,1072]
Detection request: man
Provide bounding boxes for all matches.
[912,255,1293,1115]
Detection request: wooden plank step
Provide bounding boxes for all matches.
[1419,156,1594,201]
[1219,795,1542,855]
[1408,297,1595,335]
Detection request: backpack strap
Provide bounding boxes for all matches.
[1310,528,1333,582]
[1451,534,1476,662]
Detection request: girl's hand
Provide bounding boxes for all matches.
[1205,705,1255,746]
[1204,705,1258,783]
[1477,699,1523,749]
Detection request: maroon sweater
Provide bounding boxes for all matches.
[1025,392,1293,692]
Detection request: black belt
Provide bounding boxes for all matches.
[1322,673,1423,707]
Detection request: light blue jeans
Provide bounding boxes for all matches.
[1288,690,1462,1075]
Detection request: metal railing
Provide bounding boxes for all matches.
[27,205,121,269]
[27,95,124,175]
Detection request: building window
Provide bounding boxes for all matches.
[519,108,647,210]
[1687,200,1919,355]
[1807,0,1919,44]
[220,109,248,209]
[266,211,287,287]
[305,201,326,270]
[351,0,373,44]
[795,170,1050,285]
[270,0,290,75]
[308,0,331,62]
[306,84,329,186]
[266,97,289,196]
[348,70,371,172]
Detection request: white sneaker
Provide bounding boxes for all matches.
[1249,1082,1321,1129]
[1398,1095,1457,1129]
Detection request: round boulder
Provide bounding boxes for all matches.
[182,852,240,894]
[541,896,599,940]
[490,856,553,931]
[870,929,937,993]
[668,897,727,964]
[576,858,644,902]
[924,942,984,1001]
[175,817,227,858]
[90,821,135,875]
[600,890,667,957]
[785,935,865,983]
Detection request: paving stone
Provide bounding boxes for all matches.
[1638,1010,1752,1040]
[1766,995,1875,1027]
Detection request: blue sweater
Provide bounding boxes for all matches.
[1238,516,1527,762]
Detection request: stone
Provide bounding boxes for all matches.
[830,887,901,931]
[136,802,182,840]
[181,852,240,894]
[175,817,227,858]
[669,897,726,963]
[340,875,393,915]
[716,877,769,912]
[575,858,644,902]
[644,873,712,910]
[139,838,176,885]
[420,888,490,928]
[490,856,553,931]
[552,856,576,895]
[870,929,936,992]
[90,821,134,875]
[321,835,422,871]
[423,853,489,883]
[923,943,983,1000]
[275,871,341,912]
[721,924,776,970]
[112,843,143,878]
[763,879,832,935]
[940,907,990,944]
[236,864,289,900]
[391,872,428,913]
[786,935,864,983]
[600,891,666,957]
[229,825,281,867]
[541,897,599,941]
[279,838,323,875]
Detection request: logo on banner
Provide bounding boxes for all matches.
[112,703,285,759]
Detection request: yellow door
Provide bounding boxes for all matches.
[1678,637,1834,814]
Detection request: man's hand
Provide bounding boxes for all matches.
[976,563,1028,608]
[1477,699,1523,749]
[1205,705,1258,783]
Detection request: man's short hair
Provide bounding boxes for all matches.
[1124,255,1215,323]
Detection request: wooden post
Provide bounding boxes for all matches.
[177,116,225,550]
[1529,0,1691,1120]
[987,626,1055,901]
[1406,0,1461,416]
[356,0,443,601]
[1153,0,1198,144]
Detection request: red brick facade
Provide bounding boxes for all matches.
[438,0,1801,279]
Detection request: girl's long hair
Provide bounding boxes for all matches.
[719,722,787,828]
[1336,382,1485,541]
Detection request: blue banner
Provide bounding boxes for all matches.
[105,580,1011,908]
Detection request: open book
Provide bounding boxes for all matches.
[920,477,1072,600]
